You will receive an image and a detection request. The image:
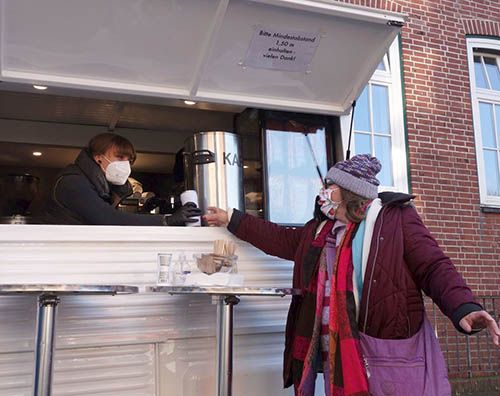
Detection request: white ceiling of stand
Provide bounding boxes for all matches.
[0,90,231,172]
[0,0,405,115]
[0,90,236,132]
[0,141,174,173]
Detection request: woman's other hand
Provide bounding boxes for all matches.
[204,207,229,227]
[459,310,500,346]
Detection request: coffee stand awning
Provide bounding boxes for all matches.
[0,0,405,115]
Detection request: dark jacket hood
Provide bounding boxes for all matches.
[378,191,415,206]
[68,149,132,201]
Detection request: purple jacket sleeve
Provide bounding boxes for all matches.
[401,205,482,333]
[227,209,305,261]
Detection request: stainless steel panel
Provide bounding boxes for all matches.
[184,131,244,213]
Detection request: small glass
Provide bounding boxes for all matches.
[175,253,192,285]
[157,253,173,285]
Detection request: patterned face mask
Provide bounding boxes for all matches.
[318,186,342,220]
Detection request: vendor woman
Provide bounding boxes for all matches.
[43,133,200,226]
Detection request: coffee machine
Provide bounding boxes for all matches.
[183,131,244,214]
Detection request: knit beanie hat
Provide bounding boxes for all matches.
[325,154,381,199]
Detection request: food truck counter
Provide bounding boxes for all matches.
[0,225,295,395]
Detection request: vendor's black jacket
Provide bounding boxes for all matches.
[42,149,166,225]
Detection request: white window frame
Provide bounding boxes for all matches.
[466,37,500,208]
[341,37,408,193]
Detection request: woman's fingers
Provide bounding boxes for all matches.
[460,311,500,346]
[203,207,227,226]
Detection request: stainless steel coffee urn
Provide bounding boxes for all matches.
[184,131,244,214]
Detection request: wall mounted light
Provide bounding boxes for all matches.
[184,100,196,105]
[33,85,47,90]
[32,151,42,156]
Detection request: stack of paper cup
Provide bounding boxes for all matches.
[180,190,201,226]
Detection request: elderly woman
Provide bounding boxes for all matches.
[204,154,499,396]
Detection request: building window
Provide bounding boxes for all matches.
[467,37,500,207]
[264,128,328,225]
[341,37,408,193]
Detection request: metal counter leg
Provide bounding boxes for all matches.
[215,295,240,396]
[33,294,60,396]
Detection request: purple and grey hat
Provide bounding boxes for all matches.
[325,154,381,199]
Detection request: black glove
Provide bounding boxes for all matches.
[164,202,202,226]
[140,196,162,213]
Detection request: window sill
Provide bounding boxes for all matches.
[480,205,500,214]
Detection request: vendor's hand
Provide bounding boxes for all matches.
[140,196,162,213]
[165,203,202,226]
[203,206,229,227]
[459,310,500,346]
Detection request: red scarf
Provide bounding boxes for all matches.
[328,221,369,395]
[297,222,369,396]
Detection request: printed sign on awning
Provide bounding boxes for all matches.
[244,25,321,72]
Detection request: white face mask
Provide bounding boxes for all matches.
[318,186,342,220]
[103,156,131,185]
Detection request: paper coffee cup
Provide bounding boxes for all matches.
[180,190,201,226]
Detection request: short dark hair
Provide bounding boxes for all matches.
[88,133,136,164]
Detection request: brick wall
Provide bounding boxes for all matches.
[342,0,500,297]
[342,0,500,380]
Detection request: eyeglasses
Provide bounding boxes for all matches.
[324,178,338,188]
[320,186,339,195]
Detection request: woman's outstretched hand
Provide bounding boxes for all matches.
[203,207,229,227]
[459,310,500,346]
